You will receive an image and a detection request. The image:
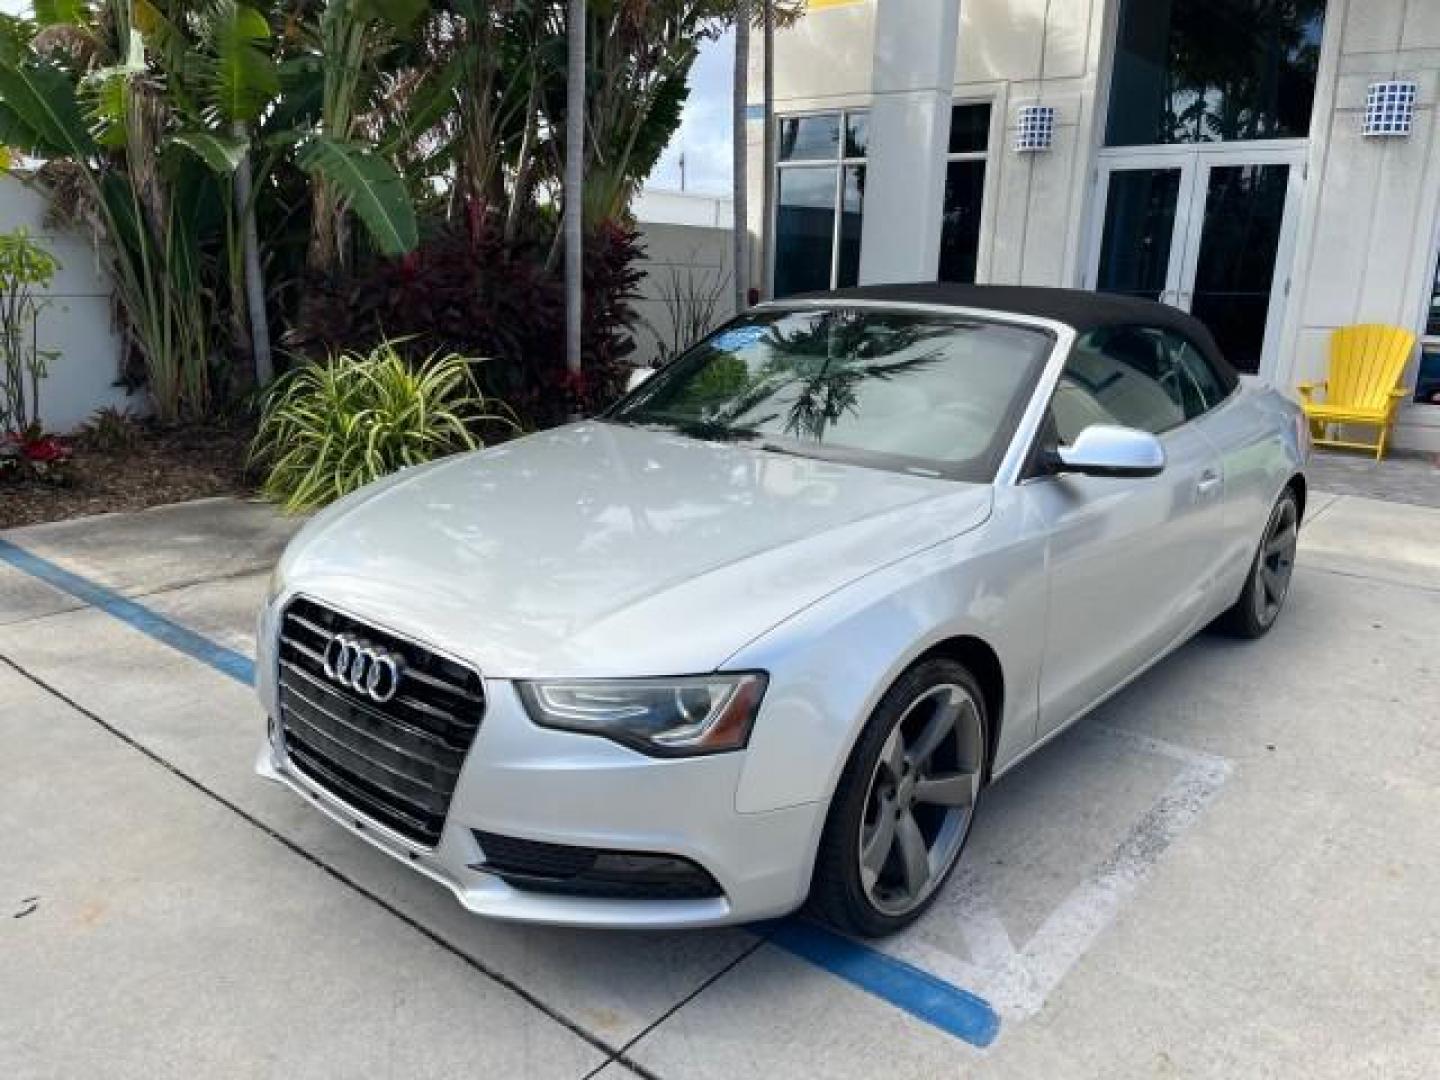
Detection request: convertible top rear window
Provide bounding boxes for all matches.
[609,307,1053,481]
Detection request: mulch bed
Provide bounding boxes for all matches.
[1,422,258,531]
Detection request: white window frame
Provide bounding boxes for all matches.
[938,99,995,284]
[771,108,868,294]
[1418,236,1440,407]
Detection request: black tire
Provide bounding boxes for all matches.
[1214,487,1300,639]
[809,658,988,937]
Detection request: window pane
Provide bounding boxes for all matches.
[938,160,986,284]
[845,111,869,157]
[948,104,992,154]
[836,166,865,288]
[1096,168,1181,301]
[1169,335,1228,417]
[1106,0,1327,147]
[1417,346,1440,405]
[611,309,1054,481]
[775,167,838,298]
[1187,164,1289,375]
[1427,256,1440,338]
[1053,327,1186,440]
[778,114,841,161]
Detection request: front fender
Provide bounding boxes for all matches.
[725,494,1048,815]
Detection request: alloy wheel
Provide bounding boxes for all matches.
[856,683,984,916]
[1253,497,1298,628]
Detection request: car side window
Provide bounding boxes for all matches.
[1164,333,1230,419]
[1048,326,1186,444]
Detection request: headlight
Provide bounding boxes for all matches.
[516,673,768,757]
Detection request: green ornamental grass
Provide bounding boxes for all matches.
[253,342,512,512]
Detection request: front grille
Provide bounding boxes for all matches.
[276,597,485,847]
[473,831,724,900]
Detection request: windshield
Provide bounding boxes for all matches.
[608,306,1053,480]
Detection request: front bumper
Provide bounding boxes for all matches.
[256,677,826,929]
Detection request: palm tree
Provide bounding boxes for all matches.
[565,0,585,384]
[731,0,749,314]
[761,0,776,300]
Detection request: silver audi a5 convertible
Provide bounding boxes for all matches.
[257,284,1308,936]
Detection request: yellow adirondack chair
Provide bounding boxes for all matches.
[1297,324,1415,460]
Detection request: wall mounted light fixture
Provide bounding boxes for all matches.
[1014,105,1056,152]
[1363,80,1417,137]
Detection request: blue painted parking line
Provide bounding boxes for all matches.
[0,536,1001,1048]
[761,918,1000,1046]
[0,539,256,685]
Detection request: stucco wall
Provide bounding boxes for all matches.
[631,222,735,368]
[749,0,1106,291]
[0,173,138,433]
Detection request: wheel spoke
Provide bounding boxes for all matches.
[908,697,957,769]
[1266,525,1296,557]
[895,810,930,897]
[878,727,906,782]
[861,804,897,876]
[1262,564,1284,601]
[954,697,983,773]
[913,771,974,807]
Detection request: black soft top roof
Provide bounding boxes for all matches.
[783,282,1239,389]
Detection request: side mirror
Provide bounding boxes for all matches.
[626,366,656,393]
[1055,424,1165,478]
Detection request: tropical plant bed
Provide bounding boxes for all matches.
[0,421,256,531]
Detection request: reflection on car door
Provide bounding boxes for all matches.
[1023,326,1226,738]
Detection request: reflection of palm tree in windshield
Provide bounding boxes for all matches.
[714,310,954,442]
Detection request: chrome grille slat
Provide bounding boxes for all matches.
[280,708,451,813]
[278,660,457,752]
[285,742,441,839]
[401,664,486,704]
[280,691,460,790]
[275,597,485,847]
[278,673,461,771]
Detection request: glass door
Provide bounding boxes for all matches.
[1090,162,1195,303]
[1176,154,1305,377]
[1088,147,1305,378]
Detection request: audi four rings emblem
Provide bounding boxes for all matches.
[322,633,404,703]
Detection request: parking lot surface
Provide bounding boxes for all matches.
[3,485,1439,1078]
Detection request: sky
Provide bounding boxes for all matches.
[650,30,735,196]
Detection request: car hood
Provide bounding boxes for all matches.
[278,422,992,676]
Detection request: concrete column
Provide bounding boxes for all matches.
[857,0,962,284]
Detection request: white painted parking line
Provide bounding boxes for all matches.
[883,725,1232,1034]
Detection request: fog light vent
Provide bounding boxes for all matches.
[471,831,723,900]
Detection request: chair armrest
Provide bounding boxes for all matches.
[1297,381,1325,403]
[1389,387,1411,398]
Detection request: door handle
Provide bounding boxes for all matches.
[1196,469,1222,495]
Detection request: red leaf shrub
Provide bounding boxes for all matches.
[294,211,644,429]
[2,426,74,484]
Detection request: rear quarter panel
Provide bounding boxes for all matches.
[1191,384,1308,611]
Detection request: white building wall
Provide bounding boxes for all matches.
[752,0,1440,453]
[1280,0,1440,453]
[0,173,139,433]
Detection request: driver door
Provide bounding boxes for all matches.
[1025,326,1224,737]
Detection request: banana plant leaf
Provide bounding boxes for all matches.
[0,59,98,159]
[296,136,418,256]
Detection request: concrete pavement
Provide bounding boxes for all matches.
[2,489,1438,1078]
